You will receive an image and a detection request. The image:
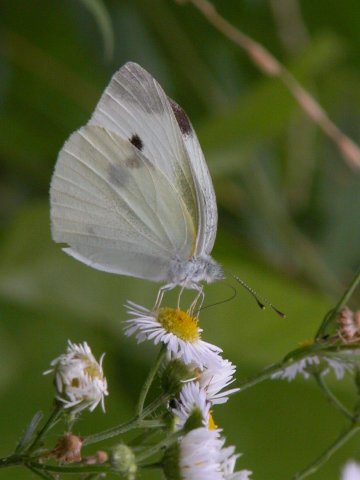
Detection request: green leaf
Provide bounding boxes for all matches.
[78,0,114,62]
[15,411,43,454]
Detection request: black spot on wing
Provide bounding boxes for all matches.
[168,98,192,136]
[129,134,144,151]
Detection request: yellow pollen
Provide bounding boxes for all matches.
[84,364,101,379]
[158,308,200,342]
[208,412,217,430]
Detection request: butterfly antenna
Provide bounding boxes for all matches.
[195,284,237,315]
[230,273,285,318]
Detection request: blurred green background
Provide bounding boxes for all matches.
[0,0,360,479]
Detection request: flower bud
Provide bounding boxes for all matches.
[110,444,137,480]
[163,442,181,480]
[183,408,205,433]
[161,359,197,395]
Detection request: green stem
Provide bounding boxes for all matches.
[293,424,360,479]
[0,455,23,468]
[314,373,353,421]
[83,394,169,446]
[129,428,160,447]
[136,345,166,416]
[136,431,181,463]
[315,267,360,339]
[237,361,285,392]
[26,403,63,454]
[28,462,111,474]
[27,464,56,480]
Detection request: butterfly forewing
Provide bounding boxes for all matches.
[167,98,218,256]
[88,62,200,251]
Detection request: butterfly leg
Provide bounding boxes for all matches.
[177,285,186,310]
[153,283,175,311]
[188,285,204,316]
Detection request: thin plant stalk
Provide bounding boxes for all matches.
[314,373,353,421]
[293,424,360,479]
[83,393,169,446]
[177,0,360,169]
[136,345,167,416]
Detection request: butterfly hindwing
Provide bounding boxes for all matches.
[50,125,196,281]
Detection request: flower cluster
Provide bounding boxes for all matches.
[124,301,251,479]
[271,353,354,382]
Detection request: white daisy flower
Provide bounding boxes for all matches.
[124,302,222,368]
[341,461,360,480]
[44,341,108,413]
[172,382,211,430]
[271,353,353,382]
[163,427,251,480]
[197,359,239,405]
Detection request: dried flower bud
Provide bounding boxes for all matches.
[84,450,108,465]
[337,308,360,343]
[49,433,82,463]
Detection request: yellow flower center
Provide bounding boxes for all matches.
[158,308,200,342]
[208,412,217,430]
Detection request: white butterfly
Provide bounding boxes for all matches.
[50,62,223,310]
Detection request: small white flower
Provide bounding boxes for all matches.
[124,302,222,368]
[165,427,251,480]
[44,341,108,413]
[271,353,353,382]
[197,359,239,405]
[172,382,211,430]
[341,461,360,480]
